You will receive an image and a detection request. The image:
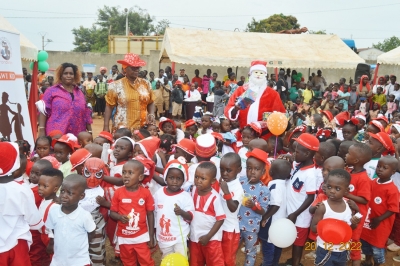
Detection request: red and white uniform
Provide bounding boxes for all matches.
[111,186,155,242]
[224,84,286,139]
[190,186,226,242]
[361,178,399,248]
[110,186,155,266]
[30,183,42,208]
[349,170,371,261]
[0,182,43,265]
[154,187,194,254]
[189,187,226,266]
[286,163,317,228]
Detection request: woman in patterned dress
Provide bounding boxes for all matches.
[103,53,156,133]
[37,63,92,137]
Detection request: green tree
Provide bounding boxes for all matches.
[373,36,400,52]
[72,6,154,52]
[246,14,300,33]
[309,30,326,35]
[154,19,170,35]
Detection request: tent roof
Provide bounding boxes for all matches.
[377,46,400,65]
[159,28,365,69]
[0,16,38,61]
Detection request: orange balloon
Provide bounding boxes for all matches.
[267,112,288,136]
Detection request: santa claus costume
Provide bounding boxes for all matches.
[224,60,286,139]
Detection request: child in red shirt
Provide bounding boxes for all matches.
[345,143,373,266]
[361,156,399,266]
[110,160,155,266]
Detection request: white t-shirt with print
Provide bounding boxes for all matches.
[219,177,244,233]
[286,163,317,228]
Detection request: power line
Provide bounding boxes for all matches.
[2,2,400,19]
[5,16,96,19]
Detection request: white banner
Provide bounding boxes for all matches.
[0,30,34,146]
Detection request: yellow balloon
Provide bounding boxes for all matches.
[160,253,189,266]
[267,112,288,136]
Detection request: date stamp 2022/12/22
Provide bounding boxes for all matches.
[305,241,362,251]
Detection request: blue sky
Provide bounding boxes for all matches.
[2,0,399,51]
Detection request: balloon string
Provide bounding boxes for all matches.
[274,136,278,159]
[176,213,187,258]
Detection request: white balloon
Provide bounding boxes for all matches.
[268,218,297,248]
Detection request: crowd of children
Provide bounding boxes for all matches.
[2,70,400,266]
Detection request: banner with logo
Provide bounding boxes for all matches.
[0,30,34,146]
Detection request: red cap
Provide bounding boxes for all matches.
[116,53,146,67]
[334,111,359,127]
[70,149,92,171]
[317,218,352,245]
[287,125,307,141]
[173,139,196,156]
[321,110,334,122]
[163,157,189,182]
[293,133,320,151]
[368,132,395,155]
[195,134,216,158]
[246,148,269,164]
[48,130,63,138]
[175,80,182,85]
[98,131,113,143]
[185,119,196,128]
[52,133,80,153]
[373,115,389,125]
[0,142,19,177]
[369,120,385,132]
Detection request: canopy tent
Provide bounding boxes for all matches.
[0,15,38,61]
[159,28,365,69]
[377,46,400,65]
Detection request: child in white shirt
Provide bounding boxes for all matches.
[46,174,96,266]
[218,153,244,265]
[154,158,194,258]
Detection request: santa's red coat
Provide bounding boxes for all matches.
[224,85,286,130]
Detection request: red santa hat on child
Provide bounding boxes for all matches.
[52,133,80,153]
[137,136,161,160]
[368,132,395,156]
[0,142,20,177]
[134,155,155,185]
[163,157,189,183]
[249,60,267,74]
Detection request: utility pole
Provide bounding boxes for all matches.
[38,32,53,50]
[125,8,129,36]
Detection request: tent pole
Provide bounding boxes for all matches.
[235,66,238,77]
[171,62,175,75]
[28,61,39,140]
[275,67,278,80]
[372,63,380,88]
[308,68,311,81]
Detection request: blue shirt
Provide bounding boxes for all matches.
[238,176,270,233]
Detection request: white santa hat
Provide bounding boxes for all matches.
[249,60,267,74]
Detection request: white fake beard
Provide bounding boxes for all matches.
[249,74,267,92]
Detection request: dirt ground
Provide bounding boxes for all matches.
[92,118,400,266]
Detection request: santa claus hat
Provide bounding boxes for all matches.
[137,136,161,160]
[133,155,155,185]
[0,142,20,177]
[70,149,92,171]
[355,114,366,122]
[369,120,385,133]
[163,157,189,183]
[373,114,389,125]
[321,110,334,122]
[250,60,267,74]
[248,121,268,135]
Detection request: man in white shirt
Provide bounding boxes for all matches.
[385,75,397,97]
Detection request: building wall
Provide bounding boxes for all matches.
[22,50,398,84]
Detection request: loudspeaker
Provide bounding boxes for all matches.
[354,63,371,83]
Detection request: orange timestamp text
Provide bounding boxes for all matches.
[305,241,362,251]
